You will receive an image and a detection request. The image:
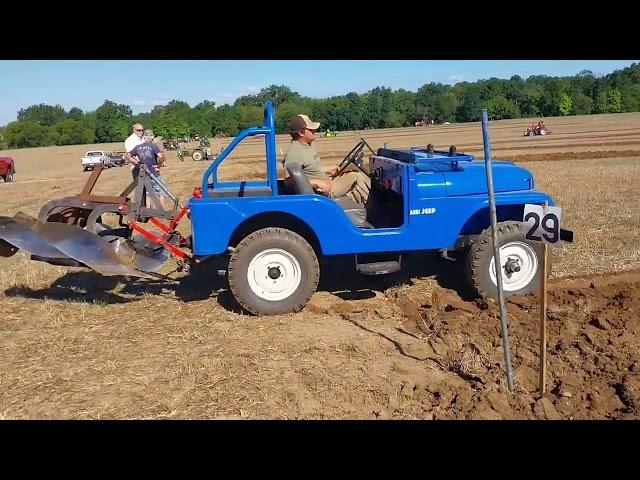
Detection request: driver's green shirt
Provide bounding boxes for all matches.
[283,140,327,179]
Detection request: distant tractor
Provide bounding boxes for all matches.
[163,140,178,150]
[176,139,217,162]
[524,121,550,136]
[415,119,435,127]
[177,145,204,162]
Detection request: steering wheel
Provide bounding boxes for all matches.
[333,138,374,178]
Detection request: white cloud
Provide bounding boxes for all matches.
[243,85,261,95]
[216,93,238,101]
[130,95,173,108]
[129,85,263,111]
[449,75,464,84]
[209,86,263,105]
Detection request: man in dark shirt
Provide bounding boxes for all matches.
[126,129,169,207]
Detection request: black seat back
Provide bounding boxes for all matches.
[285,162,315,194]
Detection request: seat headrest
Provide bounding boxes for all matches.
[285,162,315,194]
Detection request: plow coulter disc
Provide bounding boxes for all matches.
[96,224,171,273]
[111,237,171,273]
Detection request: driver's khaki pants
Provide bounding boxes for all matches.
[330,170,371,205]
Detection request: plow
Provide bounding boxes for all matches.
[0,164,198,279]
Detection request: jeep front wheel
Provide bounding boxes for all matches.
[466,221,549,299]
[228,228,319,315]
[4,171,13,182]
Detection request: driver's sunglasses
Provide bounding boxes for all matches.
[134,128,144,132]
[305,128,316,133]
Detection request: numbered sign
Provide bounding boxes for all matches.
[523,204,562,245]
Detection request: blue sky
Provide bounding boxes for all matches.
[0,60,637,126]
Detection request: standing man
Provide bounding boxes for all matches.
[125,129,169,208]
[125,122,145,180]
[176,141,185,162]
[283,114,370,205]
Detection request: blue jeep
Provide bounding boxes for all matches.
[188,102,556,315]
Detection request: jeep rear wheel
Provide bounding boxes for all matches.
[466,221,549,299]
[228,228,319,315]
[3,171,13,182]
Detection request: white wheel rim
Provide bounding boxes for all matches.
[489,241,538,292]
[247,248,302,301]
[539,129,547,135]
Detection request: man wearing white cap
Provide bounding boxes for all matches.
[283,114,370,205]
[125,122,145,180]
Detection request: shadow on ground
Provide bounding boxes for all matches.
[318,251,477,302]
[3,251,477,309]
[4,271,140,304]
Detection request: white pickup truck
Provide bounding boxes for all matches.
[81,151,112,171]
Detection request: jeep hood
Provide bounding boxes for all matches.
[440,161,534,196]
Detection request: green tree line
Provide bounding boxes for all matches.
[2,63,640,149]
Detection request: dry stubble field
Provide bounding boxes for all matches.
[1,112,639,419]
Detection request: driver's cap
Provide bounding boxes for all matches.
[288,114,320,132]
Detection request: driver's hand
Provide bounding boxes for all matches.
[315,179,332,196]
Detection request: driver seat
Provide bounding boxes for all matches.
[285,162,369,228]
[285,162,315,194]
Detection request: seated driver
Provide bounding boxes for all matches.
[283,114,370,205]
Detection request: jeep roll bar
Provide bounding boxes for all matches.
[201,101,278,197]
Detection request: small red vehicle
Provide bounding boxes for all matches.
[0,156,15,182]
[524,120,550,136]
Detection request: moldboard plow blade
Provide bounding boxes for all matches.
[31,221,156,279]
[0,212,155,279]
[0,213,73,262]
